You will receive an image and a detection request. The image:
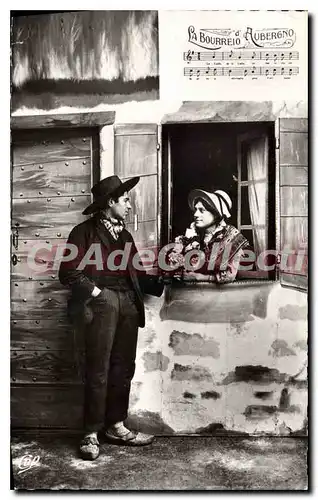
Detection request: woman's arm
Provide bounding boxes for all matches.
[182,247,245,284]
[214,247,244,284]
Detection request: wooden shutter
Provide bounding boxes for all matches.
[114,124,160,271]
[278,118,308,291]
[11,128,97,429]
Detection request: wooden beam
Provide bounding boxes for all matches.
[162,101,275,124]
[11,111,116,130]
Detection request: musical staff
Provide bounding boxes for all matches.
[184,66,299,77]
[184,50,299,62]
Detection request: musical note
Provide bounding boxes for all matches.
[183,66,299,78]
[183,50,299,62]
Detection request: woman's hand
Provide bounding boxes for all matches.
[182,271,215,282]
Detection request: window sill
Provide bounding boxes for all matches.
[160,279,275,323]
[164,278,277,288]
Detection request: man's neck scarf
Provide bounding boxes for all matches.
[100,215,125,241]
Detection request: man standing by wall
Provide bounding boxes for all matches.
[59,175,164,460]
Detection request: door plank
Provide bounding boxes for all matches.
[11,318,76,350]
[11,111,115,130]
[11,385,84,428]
[12,196,91,228]
[11,280,69,319]
[11,238,66,281]
[12,158,91,199]
[12,135,91,166]
[11,350,84,384]
[12,225,80,240]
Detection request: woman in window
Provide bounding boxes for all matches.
[168,189,249,284]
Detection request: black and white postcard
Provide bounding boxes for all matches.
[10,9,308,491]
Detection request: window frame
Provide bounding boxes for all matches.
[236,130,274,281]
[161,120,279,284]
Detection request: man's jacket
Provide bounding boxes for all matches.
[58,215,163,328]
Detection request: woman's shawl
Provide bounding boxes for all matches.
[168,221,249,283]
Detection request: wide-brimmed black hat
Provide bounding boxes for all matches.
[82,175,140,215]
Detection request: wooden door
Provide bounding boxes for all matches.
[11,127,99,429]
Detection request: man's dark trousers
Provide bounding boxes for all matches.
[58,217,164,432]
[82,287,140,432]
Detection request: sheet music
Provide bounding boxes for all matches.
[184,50,300,62]
[183,65,299,78]
[159,10,307,101]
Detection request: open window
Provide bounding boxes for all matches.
[161,119,308,290]
[162,122,276,282]
[112,119,307,292]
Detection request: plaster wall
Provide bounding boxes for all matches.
[128,283,307,435]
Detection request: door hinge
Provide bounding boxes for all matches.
[12,226,19,250]
[275,137,280,149]
[156,143,160,151]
